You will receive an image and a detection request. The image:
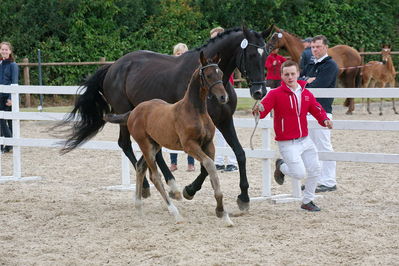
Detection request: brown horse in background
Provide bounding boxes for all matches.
[268,26,362,114]
[104,52,233,226]
[362,46,398,115]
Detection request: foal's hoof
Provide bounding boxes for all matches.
[169,190,183,201]
[237,197,250,211]
[215,208,224,218]
[345,111,353,115]
[142,188,151,198]
[182,186,194,200]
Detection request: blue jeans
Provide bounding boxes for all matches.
[170,153,194,165]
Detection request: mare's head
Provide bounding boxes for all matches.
[381,45,391,64]
[237,26,273,100]
[199,51,228,104]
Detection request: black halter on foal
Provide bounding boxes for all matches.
[199,63,223,89]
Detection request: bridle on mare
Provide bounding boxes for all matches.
[238,38,272,88]
[199,63,223,90]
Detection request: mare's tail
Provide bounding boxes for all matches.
[103,112,130,125]
[60,64,111,153]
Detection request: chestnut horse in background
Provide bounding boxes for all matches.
[104,52,233,226]
[362,46,398,115]
[268,25,362,114]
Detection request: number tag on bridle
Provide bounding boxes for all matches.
[277,33,283,39]
[241,38,248,49]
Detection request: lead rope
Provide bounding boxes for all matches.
[250,100,260,150]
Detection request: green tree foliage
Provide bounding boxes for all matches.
[0,0,397,87]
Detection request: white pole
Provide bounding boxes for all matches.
[261,115,272,197]
[11,91,21,178]
[121,152,130,187]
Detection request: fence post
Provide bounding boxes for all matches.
[22,58,31,107]
[359,47,365,65]
[99,57,106,64]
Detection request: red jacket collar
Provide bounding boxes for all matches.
[279,79,307,93]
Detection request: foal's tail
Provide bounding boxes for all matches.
[60,64,111,153]
[103,112,130,125]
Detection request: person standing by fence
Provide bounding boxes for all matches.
[210,26,238,172]
[0,41,18,153]
[169,43,196,172]
[265,48,286,89]
[300,35,339,193]
[299,37,313,71]
[253,60,333,211]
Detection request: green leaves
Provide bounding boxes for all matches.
[0,0,397,87]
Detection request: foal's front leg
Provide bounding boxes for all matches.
[184,142,233,226]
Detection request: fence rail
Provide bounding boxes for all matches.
[0,85,398,202]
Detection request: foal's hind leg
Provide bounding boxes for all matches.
[135,156,148,216]
[140,140,183,223]
[118,125,151,198]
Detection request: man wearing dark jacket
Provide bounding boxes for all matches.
[300,35,339,193]
[299,37,313,71]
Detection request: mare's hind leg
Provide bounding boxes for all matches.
[140,140,183,223]
[155,151,181,200]
[118,125,151,198]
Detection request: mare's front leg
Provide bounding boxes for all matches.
[155,151,181,200]
[118,125,151,198]
[218,120,250,211]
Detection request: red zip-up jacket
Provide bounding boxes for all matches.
[259,80,329,141]
[265,53,287,80]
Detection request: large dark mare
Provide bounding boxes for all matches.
[104,52,233,225]
[61,26,273,211]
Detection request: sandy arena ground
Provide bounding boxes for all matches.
[0,103,398,265]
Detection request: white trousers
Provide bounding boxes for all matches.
[278,136,321,204]
[308,113,336,187]
[214,129,238,166]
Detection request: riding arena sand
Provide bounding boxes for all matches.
[1,103,398,265]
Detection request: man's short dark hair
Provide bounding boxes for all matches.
[281,60,299,73]
[312,35,328,45]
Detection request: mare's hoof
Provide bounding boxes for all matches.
[142,188,151,198]
[169,190,183,201]
[182,186,194,200]
[379,113,383,116]
[237,197,250,211]
[345,111,353,115]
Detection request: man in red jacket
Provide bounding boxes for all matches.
[253,60,333,211]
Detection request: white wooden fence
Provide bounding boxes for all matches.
[0,85,398,203]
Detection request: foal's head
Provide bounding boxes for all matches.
[199,51,228,104]
[381,45,391,65]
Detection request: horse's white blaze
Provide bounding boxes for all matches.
[216,68,219,73]
[258,48,264,56]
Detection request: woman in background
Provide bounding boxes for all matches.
[0,41,18,153]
